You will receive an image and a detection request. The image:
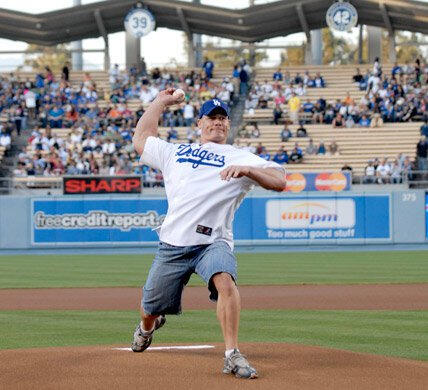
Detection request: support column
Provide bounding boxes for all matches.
[125,30,140,70]
[194,34,202,67]
[104,36,110,72]
[379,1,396,63]
[248,0,256,67]
[388,32,396,63]
[193,0,202,67]
[296,4,311,65]
[305,39,312,65]
[358,24,363,64]
[94,9,110,72]
[367,25,382,63]
[310,29,322,65]
[187,34,195,67]
[71,0,83,70]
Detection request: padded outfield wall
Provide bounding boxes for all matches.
[0,190,427,250]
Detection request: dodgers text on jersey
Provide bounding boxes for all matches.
[175,144,226,168]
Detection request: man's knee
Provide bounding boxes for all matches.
[212,272,237,296]
[141,309,159,321]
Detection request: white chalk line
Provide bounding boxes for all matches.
[113,345,215,352]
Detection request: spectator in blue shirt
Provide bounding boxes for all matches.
[314,72,325,88]
[48,105,65,128]
[232,64,240,78]
[120,128,132,142]
[391,62,402,77]
[202,58,214,79]
[258,146,271,161]
[273,147,288,164]
[273,68,283,81]
[420,120,428,137]
[359,115,371,127]
[317,141,326,155]
[289,144,303,163]
[280,124,293,142]
[302,99,315,113]
[35,74,44,88]
[167,127,178,142]
[239,66,249,95]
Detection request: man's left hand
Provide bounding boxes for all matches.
[220,165,251,181]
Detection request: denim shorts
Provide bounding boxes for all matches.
[142,240,237,315]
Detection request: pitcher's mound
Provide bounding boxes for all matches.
[1,343,427,389]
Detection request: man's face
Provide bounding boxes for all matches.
[198,113,229,144]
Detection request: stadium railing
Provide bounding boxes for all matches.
[1,171,427,193]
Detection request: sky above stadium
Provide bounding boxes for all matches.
[0,0,285,69]
[0,0,426,70]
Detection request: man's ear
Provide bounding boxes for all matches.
[197,117,203,128]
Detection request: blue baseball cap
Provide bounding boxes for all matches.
[198,99,230,118]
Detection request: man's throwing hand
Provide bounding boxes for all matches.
[220,165,251,181]
[156,88,185,107]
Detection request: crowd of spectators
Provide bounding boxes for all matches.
[347,58,427,126]
[3,58,427,183]
[362,154,415,184]
[8,59,245,181]
[0,71,34,156]
[245,59,427,128]
[244,69,326,124]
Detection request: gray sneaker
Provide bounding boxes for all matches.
[223,349,258,379]
[131,315,166,352]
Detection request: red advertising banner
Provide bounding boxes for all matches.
[63,176,142,194]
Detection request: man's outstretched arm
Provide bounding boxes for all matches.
[220,165,286,192]
[133,88,184,155]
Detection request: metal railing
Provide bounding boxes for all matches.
[351,171,428,187]
[1,171,428,194]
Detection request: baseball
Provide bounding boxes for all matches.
[173,88,185,100]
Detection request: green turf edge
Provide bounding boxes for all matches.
[1,251,428,288]
[1,310,427,361]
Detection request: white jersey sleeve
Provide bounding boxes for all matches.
[139,136,175,171]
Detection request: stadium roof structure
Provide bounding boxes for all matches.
[0,0,427,45]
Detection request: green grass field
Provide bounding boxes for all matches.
[0,251,427,288]
[1,310,427,360]
[1,250,427,360]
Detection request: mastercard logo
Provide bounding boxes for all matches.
[285,173,306,192]
[315,172,347,191]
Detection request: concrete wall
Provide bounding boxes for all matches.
[0,190,427,251]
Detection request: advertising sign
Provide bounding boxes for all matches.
[426,193,428,239]
[234,195,390,242]
[32,198,167,245]
[63,176,141,195]
[285,172,351,192]
[32,195,390,245]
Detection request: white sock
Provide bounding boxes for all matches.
[225,348,239,358]
[140,321,155,336]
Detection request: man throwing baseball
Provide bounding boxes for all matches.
[131,88,286,379]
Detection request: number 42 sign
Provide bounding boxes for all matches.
[326,1,358,32]
[124,7,156,38]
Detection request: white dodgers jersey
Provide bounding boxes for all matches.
[140,136,284,249]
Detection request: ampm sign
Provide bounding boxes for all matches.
[31,194,390,245]
[234,195,390,242]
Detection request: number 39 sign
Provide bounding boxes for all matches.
[124,8,156,38]
[326,1,358,32]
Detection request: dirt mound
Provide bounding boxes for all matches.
[1,343,427,389]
